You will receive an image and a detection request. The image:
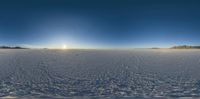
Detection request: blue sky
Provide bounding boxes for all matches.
[0,0,200,48]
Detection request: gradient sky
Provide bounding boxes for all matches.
[0,0,200,48]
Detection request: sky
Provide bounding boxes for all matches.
[0,0,200,49]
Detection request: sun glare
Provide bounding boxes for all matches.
[62,44,68,49]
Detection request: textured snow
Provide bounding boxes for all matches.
[1,49,200,98]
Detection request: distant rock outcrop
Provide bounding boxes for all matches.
[0,46,28,49]
[171,45,200,49]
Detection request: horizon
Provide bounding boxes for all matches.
[1,44,200,50]
[1,0,200,49]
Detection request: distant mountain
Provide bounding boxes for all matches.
[171,45,200,49]
[0,46,28,49]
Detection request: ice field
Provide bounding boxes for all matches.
[1,49,200,99]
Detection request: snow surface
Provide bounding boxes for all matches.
[1,49,200,98]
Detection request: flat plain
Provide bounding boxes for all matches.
[1,49,200,99]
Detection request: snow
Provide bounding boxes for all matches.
[0,49,200,98]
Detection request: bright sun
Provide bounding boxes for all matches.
[62,44,68,49]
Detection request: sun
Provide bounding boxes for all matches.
[62,44,68,49]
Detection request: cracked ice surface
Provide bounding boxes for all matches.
[1,49,200,98]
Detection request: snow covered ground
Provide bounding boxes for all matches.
[1,49,200,99]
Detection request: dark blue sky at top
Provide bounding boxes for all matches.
[0,0,200,48]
